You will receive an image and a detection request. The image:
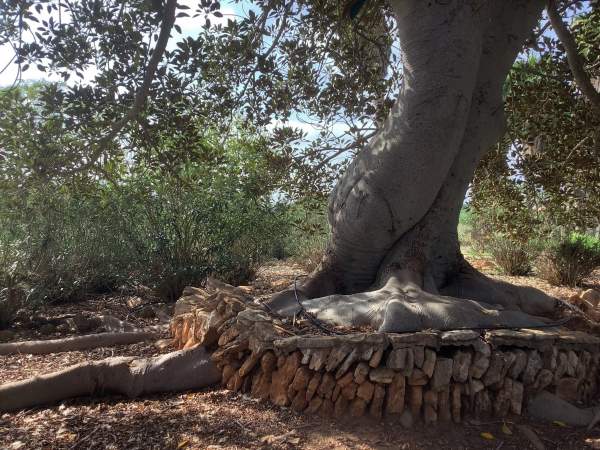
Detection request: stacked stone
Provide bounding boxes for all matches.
[170,283,600,425]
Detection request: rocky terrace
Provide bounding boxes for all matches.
[170,280,600,426]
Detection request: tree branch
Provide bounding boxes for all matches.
[74,0,178,174]
[547,0,600,111]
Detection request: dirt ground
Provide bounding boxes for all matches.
[2,260,600,449]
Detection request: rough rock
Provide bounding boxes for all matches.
[270,351,301,406]
[483,352,506,386]
[320,398,335,417]
[581,289,600,307]
[386,374,406,414]
[317,373,336,399]
[336,348,359,379]
[239,353,260,377]
[221,364,236,386]
[369,348,384,368]
[509,349,527,379]
[554,351,568,382]
[305,396,323,414]
[334,395,349,418]
[556,377,580,402]
[369,385,386,419]
[422,348,437,378]
[332,384,341,402]
[291,389,308,412]
[309,348,330,371]
[431,358,453,390]
[423,389,438,424]
[387,348,410,370]
[533,369,553,391]
[251,371,272,401]
[470,351,490,379]
[470,378,484,394]
[291,366,312,391]
[511,381,524,415]
[451,384,462,423]
[567,350,578,377]
[369,367,395,384]
[357,380,375,402]
[409,385,423,419]
[399,410,414,429]
[260,351,277,373]
[337,371,354,388]
[389,331,439,348]
[306,372,322,401]
[474,390,492,415]
[354,362,370,384]
[523,350,543,384]
[438,387,451,422]
[452,351,472,383]
[408,368,428,386]
[341,381,358,400]
[325,345,351,372]
[349,398,368,417]
[414,346,425,368]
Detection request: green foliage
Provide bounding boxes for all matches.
[0,87,291,303]
[472,8,600,238]
[536,233,600,287]
[282,199,330,272]
[486,235,534,276]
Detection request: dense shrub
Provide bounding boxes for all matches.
[281,200,329,272]
[536,233,600,286]
[0,131,290,305]
[486,235,534,276]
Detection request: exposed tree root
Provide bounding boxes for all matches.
[0,345,220,412]
[267,269,558,333]
[528,391,600,427]
[0,327,166,355]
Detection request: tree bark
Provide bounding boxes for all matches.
[0,330,162,355]
[268,0,559,331]
[0,346,220,412]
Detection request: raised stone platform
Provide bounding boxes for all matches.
[170,281,600,424]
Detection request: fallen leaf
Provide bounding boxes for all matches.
[502,422,513,435]
[480,432,495,440]
[553,420,567,427]
[177,439,190,449]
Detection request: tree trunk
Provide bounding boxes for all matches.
[268,0,559,331]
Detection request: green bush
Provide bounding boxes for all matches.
[280,200,329,272]
[486,234,534,276]
[536,233,600,286]
[0,131,290,304]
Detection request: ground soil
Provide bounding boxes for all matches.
[1,259,600,449]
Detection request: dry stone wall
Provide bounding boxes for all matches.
[171,282,600,424]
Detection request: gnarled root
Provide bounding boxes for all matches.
[0,328,166,355]
[0,345,220,412]
[266,269,558,333]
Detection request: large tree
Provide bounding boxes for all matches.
[0,0,598,411]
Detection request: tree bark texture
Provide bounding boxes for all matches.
[268,0,558,332]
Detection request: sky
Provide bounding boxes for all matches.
[0,0,240,87]
[0,1,333,139]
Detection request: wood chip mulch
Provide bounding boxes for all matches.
[2,261,600,449]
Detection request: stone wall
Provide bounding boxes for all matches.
[171,283,600,424]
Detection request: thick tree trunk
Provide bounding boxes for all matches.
[268,0,559,331]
